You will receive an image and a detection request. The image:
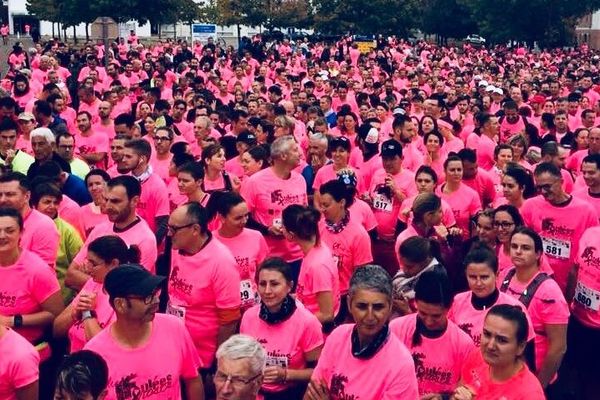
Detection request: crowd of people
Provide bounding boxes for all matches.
[0,30,600,400]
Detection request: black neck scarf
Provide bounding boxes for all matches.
[471,288,500,311]
[259,295,297,325]
[351,323,390,359]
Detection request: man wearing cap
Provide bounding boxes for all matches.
[225,130,256,179]
[0,118,34,174]
[84,264,204,400]
[167,202,241,384]
[368,139,417,275]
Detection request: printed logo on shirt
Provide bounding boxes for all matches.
[581,246,600,269]
[330,373,358,400]
[114,373,174,400]
[235,256,251,277]
[270,189,305,207]
[540,218,575,237]
[412,352,452,385]
[0,291,17,308]
[169,266,192,296]
[458,323,480,346]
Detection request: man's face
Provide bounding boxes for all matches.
[98,102,112,119]
[382,155,401,174]
[233,117,248,134]
[510,88,522,103]
[284,142,301,168]
[154,130,172,155]
[104,185,135,223]
[114,124,131,137]
[457,100,469,114]
[583,113,595,127]
[76,114,92,133]
[462,160,478,179]
[0,129,17,152]
[308,138,326,159]
[589,128,600,153]
[504,108,519,124]
[31,136,53,161]
[582,162,600,188]
[247,101,258,116]
[120,148,141,172]
[214,357,262,400]
[173,103,186,120]
[554,114,568,131]
[57,136,75,161]
[535,172,563,204]
[319,97,330,112]
[168,206,198,251]
[0,180,28,211]
[424,99,439,117]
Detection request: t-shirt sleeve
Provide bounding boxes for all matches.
[240,178,255,212]
[139,235,158,273]
[469,191,482,215]
[214,260,242,310]
[311,262,335,294]
[34,222,60,267]
[256,235,269,265]
[178,321,203,376]
[300,313,325,353]
[537,282,570,325]
[352,229,374,266]
[152,186,170,218]
[32,260,61,304]
[9,340,40,389]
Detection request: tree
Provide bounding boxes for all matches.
[420,0,477,44]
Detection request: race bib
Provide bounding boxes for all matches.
[166,302,186,320]
[542,236,570,260]
[265,355,289,368]
[240,280,256,307]
[575,281,600,312]
[373,193,392,213]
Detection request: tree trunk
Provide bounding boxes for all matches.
[52,23,55,38]
[158,24,162,39]
[237,23,241,49]
[57,23,61,40]
[85,23,90,42]
[73,26,77,44]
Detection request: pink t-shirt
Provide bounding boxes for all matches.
[348,198,378,232]
[350,153,382,192]
[84,314,201,400]
[91,122,115,141]
[213,228,269,310]
[460,348,545,400]
[0,250,60,343]
[0,328,40,400]
[297,244,340,315]
[73,219,157,273]
[437,183,482,240]
[67,279,116,353]
[318,218,372,294]
[224,157,244,179]
[448,291,536,346]
[241,168,308,261]
[21,209,60,268]
[466,133,496,170]
[311,324,419,400]
[136,174,170,233]
[313,164,366,194]
[499,269,570,372]
[79,203,109,238]
[573,188,600,221]
[369,168,417,239]
[58,195,85,239]
[521,195,598,291]
[75,132,109,167]
[168,237,241,366]
[573,226,600,328]
[390,313,474,396]
[462,168,497,207]
[240,302,324,392]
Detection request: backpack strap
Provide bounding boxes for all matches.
[499,268,517,293]
[519,272,551,308]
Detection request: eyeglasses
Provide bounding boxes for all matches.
[167,222,196,234]
[493,221,515,229]
[213,370,261,388]
[127,289,161,305]
[155,136,172,142]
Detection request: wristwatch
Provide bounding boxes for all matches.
[81,310,97,321]
[13,314,23,328]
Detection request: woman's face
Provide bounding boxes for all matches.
[177,171,200,195]
[415,172,436,193]
[510,142,525,159]
[36,195,60,220]
[481,314,525,368]
[421,118,435,134]
[257,269,292,310]
[139,103,151,118]
[501,175,523,202]
[476,215,497,245]
[87,175,107,202]
[494,211,516,244]
[542,101,555,114]
[510,232,540,269]
[207,149,226,171]
[331,147,349,168]
[319,193,345,222]
[445,160,463,183]
[496,149,513,169]
[220,202,249,233]
[576,129,589,149]
[87,250,112,283]
[144,117,156,134]
[344,116,356,131]
[240,152,263,176]
[466,262,497,298]
[416,300,448,331]
[425,135,441,153]
[349,289,391,341]
[0,216,20,253]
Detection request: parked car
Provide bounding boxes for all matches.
[465,34,486,45]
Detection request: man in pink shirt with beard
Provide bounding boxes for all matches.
[84,265,204,400]
[119,139,170,247]
[466,113,498,171]
[521,162,598,292]
[242,136,308,284]
[75,111,108,169]
[573,154,600,220]
[77,87,102,124]
[167,202,241,379]
[459,148,497,208]
[0,172,59,267]
[66,176,157,291]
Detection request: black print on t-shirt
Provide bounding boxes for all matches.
[330,373,358,400]
[581,247,600,268]
[169,266,192,295]
[413,352,452,385]
[270,189,303,207]
[0,291,16,308]
[114,373,173,400]
[541,218,575,237]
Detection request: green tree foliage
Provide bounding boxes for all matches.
[216,0,310,30]
[312,0,419,36]
[420,0,477,43]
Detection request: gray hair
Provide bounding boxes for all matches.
[349,264,392,300]
[195,116,212,129]
[30,127,55,145]
[270,135,295,160]
[216,334,266,376]
[309,132,328,147]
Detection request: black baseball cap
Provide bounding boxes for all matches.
[329,136,351,152]
[236,131,257,146]
[380,139,403,158]
[104,264,165,299]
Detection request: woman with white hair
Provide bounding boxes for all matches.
[214,334,266,400]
